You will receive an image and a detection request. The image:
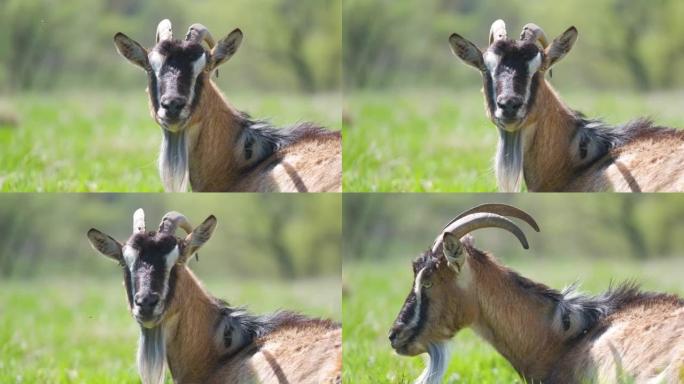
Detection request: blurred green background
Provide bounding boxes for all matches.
[0,0,341,191]
[342,0,684,191]
[342,194,684,383]
[0,194,341,382]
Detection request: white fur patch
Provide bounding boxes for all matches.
[527,52,542,73]
[483,51,501,72]
[123,246,139,270]
[149,51,164,76]
[164,245,180,269]
[407,268,427,329]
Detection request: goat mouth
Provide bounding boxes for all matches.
[158,118,186,133]
[391,336,424,356]
[135,314,162,328]
[497,119,522,132]
[156,113,188,131]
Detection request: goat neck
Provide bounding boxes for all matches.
[467,251,567,381]
[162,266,223,382]
[184,79,246,191]
[519,78,579,191]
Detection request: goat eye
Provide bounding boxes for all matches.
[422,281,433,289]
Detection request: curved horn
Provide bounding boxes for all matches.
[133,208,146,233]
[158,211,193,235]
[520,23,549,48]
[185,23,216,49]
[156,19,173,43]
[432,204,539,252]
[489,19,508,45]
[440,203,540,233]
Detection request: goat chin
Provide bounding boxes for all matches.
[159,130,190,192]
[495,128,523,192]
[414,341,450,384]
[138,326,166,384]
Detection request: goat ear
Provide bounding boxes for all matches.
[449,33,485,71]
[210,28,243,70]
[87,229,123,262]
[114,32,150,70]
[543,26,577,70]
[442,232,466,271]
[181,215,217,262]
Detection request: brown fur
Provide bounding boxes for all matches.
[513,79,684,192]
[160,266,341,383]
[410,243,684,383]
[152,77,341,192]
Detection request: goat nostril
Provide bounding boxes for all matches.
[135,293,160,310]
[497,96,523,112]
[160,97,187,113]
[389,329,398,342]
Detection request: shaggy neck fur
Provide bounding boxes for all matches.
[510,77,669,191]
[141,265,310,383]
[462,244,658,382]
[159,78,297,192]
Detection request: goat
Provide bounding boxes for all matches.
[114,20,341,192]
[389,203,684,383]
[86,209,341,384]
[449,20,684,192]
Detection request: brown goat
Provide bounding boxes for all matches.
[87,209,341,384]
[114,20,341,192]
[389,204,684,383]
[449,20,684,192]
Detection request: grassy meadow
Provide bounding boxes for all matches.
[342,89,684,192]
[0,274,341,383]
[342,256,684,383]
[0,91,340,192]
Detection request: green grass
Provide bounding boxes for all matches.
[0,91,340,192]
[342,88,684,192]
[342,256,684,383]
[0,275,340,383]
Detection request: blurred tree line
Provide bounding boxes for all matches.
[0,194,341,279]
[344,194,684,262]
[344,0,684,91]
[0,0,340,93]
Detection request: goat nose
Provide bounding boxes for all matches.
[160,95,187,114]
[389,329,399,343]
[134,292,160,311]
[496,95,523,113]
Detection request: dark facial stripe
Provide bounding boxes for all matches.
[483,69,497,116]
[398,290,418,325]
[123,267,134,308]
[148,72,160,112]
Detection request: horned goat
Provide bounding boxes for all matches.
[389,203,684,383]
[449,20,684,192]
[87,209,341,384]
[114,20,341,192]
